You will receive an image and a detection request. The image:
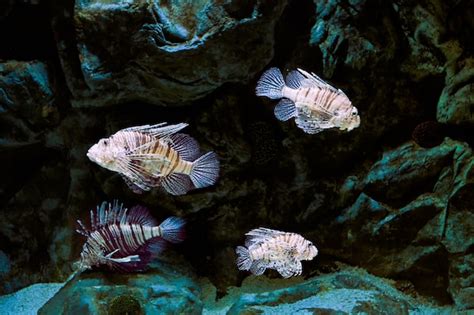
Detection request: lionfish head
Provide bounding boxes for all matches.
[300,240,318,261]
[87,137,119,171]
[340,106,360,131]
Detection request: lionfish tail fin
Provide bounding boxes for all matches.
[190,151,220,189]
[159,216,186,243]
[256,67,285,99]
[236,246,252,271]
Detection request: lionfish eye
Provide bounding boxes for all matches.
[103,140,109,146]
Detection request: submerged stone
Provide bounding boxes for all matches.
[57,0,287,107]
[39,262,203,315]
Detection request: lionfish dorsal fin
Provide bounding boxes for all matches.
[88,201,128,231]
[123,205,158,226]
[245,227,284,247]
[168,133,201,162]
[122,122,188,139]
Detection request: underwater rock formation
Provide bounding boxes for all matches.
[0,0,473,312]
[317,139,474,309]
[56,0,287,107]
[39,262,202,315]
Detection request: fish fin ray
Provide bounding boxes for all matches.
[121,174,146,194]
[236,246,252,271]
[295,114,327,134]
[122,123,188,138]
[245,228,285,246]
[285,70,306,89]
[249,260,267,276]
[161,173,193,196]
[190,152,220,189]
[169,133,201,161]
[125,205,157,226]
[274,98,297,121]
[158,216,186,243]
[256,67,285,99]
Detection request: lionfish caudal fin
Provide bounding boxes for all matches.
[189,151,220,189]
[158,216,186,243]
[249,260,267,276]
[236,246,252,271]
[256,67,285,99]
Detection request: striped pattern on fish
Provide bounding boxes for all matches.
[256,67,360,134]
[75,201,185,272]
[87,122,219,195]
[236,228,318,278]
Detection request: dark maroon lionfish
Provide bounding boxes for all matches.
[75,201,185,272]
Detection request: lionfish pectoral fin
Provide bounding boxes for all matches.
[274,99,297,121]
[295,114,325,134]
[121,175,147,194]
[108,255,141,264]
[169,133,201,162]
[161,173,193,196]
[236,246,252,271]
[249,260,267,276]
[145,237,168,255]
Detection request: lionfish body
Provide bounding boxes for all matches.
[76,201,185,272]
[256,67,360,134]
[87,123,219,195]
[236,228,318,278]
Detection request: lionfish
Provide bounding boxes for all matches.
[75,201,185,272]
[256,67,360,134]
[236,228,318,278]
[87,122,219,195]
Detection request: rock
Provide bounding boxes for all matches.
[0,61,59,126]
[437,57,474,126]
[56,0,287,107]
[39,261,203,315]
[318,139,474,306]
[220,268,450,314]
[448,254,474,310]
[310,0,399,77]
[0,283,64,315]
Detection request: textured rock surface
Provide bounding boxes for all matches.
[56,0,287,107]
[39,261,202,315]
[316,139,474,308]
[0,0,473,312]
[202,267,450,314]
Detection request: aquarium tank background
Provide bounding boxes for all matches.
[0,0,473,314]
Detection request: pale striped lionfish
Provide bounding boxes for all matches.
[75,201,185,272]
[236,228,318,278]
[87,122,219,195]
[256,67,360,134]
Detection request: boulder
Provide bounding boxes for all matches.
[57,0,287,107]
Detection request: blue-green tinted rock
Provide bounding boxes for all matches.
[0,283,64,315]
[39,262,202,315]
[223,268,450,315]
[0,61,58,126]
[62,0,287,107]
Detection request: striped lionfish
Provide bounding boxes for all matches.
[87,122,219,195]
[236,228,318,278]
[75,201,185,272]
[256,67,360,134]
